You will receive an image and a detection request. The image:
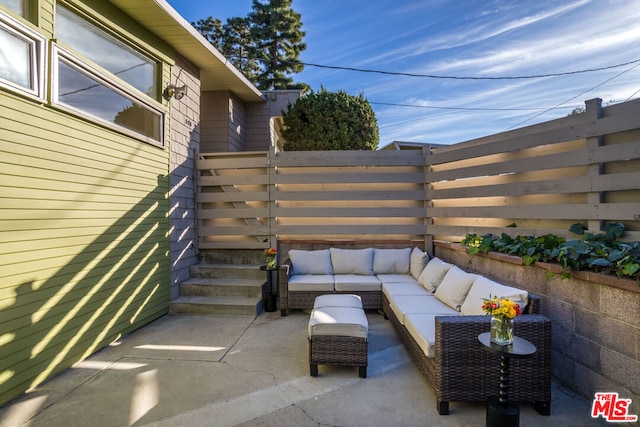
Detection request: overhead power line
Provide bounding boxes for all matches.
[368,101,578,111]
[280,58,640,80]
[506,61,640,130]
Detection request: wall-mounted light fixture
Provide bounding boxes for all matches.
[163,84,187,100]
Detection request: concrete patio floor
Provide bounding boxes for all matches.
[0,311,609,427]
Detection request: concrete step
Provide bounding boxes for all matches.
[180,278,263,298]
[169,296,263,317]
[190,263,265,280]
[200,249,269,265]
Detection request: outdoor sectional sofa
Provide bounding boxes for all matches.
[278,246,551,415]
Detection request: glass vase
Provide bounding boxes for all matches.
[490,316,514,346]
[265,255,277,269]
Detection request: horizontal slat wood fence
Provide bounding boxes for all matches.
[428,98,640,243]
[196,98,640,252]
[197,150,428,249]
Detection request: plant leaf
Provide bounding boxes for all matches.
[569,223,586,235]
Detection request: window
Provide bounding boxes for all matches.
[0,10,44,98]
[0,0,29,18]
[51,4,165,146]
[56,4,157,97]
[53,46,164,145]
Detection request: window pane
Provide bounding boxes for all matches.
[0,25,31,88]
[58,59,161,142]
[0,0,27,17]
[56,5,157,97]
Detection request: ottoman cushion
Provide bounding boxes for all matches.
[313,294,363,309]
[308,307,368,338]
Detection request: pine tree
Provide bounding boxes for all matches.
[192,17,224,49]
[247,0,306,90]
[192,0,307,90]
[221,17,261,82]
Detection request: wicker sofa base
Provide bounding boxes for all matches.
[382,294,551,415]
[309,335,368,378]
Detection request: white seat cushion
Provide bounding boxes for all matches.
[389,295,458,325]
[334,274,381,291]
[308,307,368,338]
[404,313,457,358]
[418,257,454,291]
[434,266,480,310]
[382,282,433,299]
[377,274,418,284]
[330,248,374,275]
[288,274,334,291]
[314,294,363,309]
[460,276,529,315]
[289,249,333,275]
[373,248,411,274]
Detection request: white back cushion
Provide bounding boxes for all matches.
[418,257,453,292]
[434,266,479,310]
[289,249,333,275]
[410,247,430,279]
[373,248,412,274]
[460,276,529,315]
[330,248,374,275]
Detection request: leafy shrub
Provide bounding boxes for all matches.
[461,223,640,283]
[281,88,379,151]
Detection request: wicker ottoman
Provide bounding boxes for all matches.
[308,294,369,378]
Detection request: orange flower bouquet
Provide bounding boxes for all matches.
[482,296,521,345]
[264,248,277,269]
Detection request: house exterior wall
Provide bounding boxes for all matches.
[168,53,200,300]
[201,90,248,152]
[200,90,295,153]
[0,0,174,405]
[246,90,300,151]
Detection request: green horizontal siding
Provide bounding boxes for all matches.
[0,85,171,405]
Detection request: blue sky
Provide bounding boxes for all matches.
[166,0,640,147]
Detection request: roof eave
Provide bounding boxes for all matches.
[108,0,264,103]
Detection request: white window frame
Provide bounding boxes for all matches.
[0,9,45,100]
[55,3,159,98]
[51,44,166,147]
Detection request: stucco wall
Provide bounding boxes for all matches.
[434,241,640,416]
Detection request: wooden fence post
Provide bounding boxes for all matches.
[268,146,277,248]
[424,144,434,254]
[586,98,603,234]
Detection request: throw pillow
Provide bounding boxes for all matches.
[410,247,429,280]
[460,276,529,315]
[434,266,480,310]
[417,257,453,292]
[289,249,333,275]
[373,248,412,274]
[330,248,374,275]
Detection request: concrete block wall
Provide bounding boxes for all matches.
[434,241,640,417]
[168,54,200,299]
